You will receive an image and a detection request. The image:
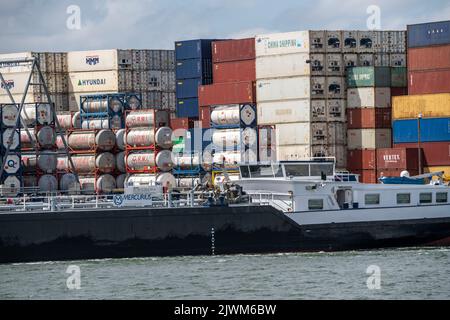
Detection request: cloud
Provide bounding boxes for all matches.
[0,0,448,53]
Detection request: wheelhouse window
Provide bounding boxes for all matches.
[436,192,448,203]
[308,199,324,210]
[420,193,433,204]
[310,163,334,177]
[397,193,411,205]
[285,164,310,177]
[240,166,250,178]
[248,165,274,178]
[365,194,380,205]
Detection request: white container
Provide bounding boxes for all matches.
[310,54,326,76]
[343,31,358,53]
[255,31,310,57]
[347,88,391,108]
[256,52,311,79]
[256,76,310,103]
[55,134,68,150]
[68,70,132,93]
[328,144,347,170]
[327,99,346,122]
[343,54,358,68]
[390,54,407,67]
[3,154,21,174]
[326,31,343,53]
[257,99,311,125]
[374,53,390,67]
[327,123,347,145]
[358,53,374,67]
[326,77,346,99]
[357,31,378,53]
[67,49,132,72]
[311,77,326,99]
[0,52,34,73]
[275,122,328,146]
[0,72,40,96]
[326,54,344,75]
[309,31,326,53]
[276,145,311,161]
[347,129,392,150]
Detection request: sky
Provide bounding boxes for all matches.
[0,0,449,53]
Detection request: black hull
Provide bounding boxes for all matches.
[1,205,450,264]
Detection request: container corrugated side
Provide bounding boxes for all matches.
[393,118,450,143]
[347,66,391,88]
[68,70,132,93]
[67,49,132,72]
[391,67,407,87]
[176,59,212,80]
[255,53,311,79]
[255,31,310,57]
[347,108,391,129]
[392,93,450,120]
[175,39,215,60]
[376,148,420,170]
[0,71,41,96]
[198,82,256,106]
[257,100,312,125]
[275,145,311,161]
[212,38,255,63]
[347,129,392,150]
[409,69,450,95]
[347,150,376,170]
[347,87,391,108]
[213,60,256,83]
[408,45,450,71]
[176,78,202,99]
[394,142,450,167]
[176,98,199,118]
[407,21,450,48]
[256,77,311,102]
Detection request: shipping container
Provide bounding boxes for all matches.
[392,93,450,120]
[275,145,311,161]
[408,45,450,71]
[347,108,391,129]
[393,118,450,143]
[407,20,450,48]
[352,169,378,184]
[326,54,345,75]
[408,69,450,95]
[424,166,450,179]
[394,142,450,167]
[326,31,343,53]
[390,53,407,67]
[310,54,326,75]
[347,87,391,108]
[199,106,211,128]
[327,123,347,145]
[175,58,213,81]
[347,66,391,88]
[347,129,392,150]
[68,70,133,93]
[376,148,421,170]
[327,100,346,122]
[391,67,407,87]
[176,98,199,118]
[170,117,195,131]
[255,53,310,79]
[275,122,328,146]
[256,76,310,102]
[212,38,255,63]
[327,144,347,169]
[327,77,346,99]
[255,31,310,57]
[67,49,132,72]
[176,78,203,99]
[175,39,215,60]
[198,82,256,106]
[391,87,408,96]
[213,60,256,83]
[343,31,358,53]
[347,149,376,170]
[257,100,312,125]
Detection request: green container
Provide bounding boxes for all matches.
[347,67,391,88]
[391,67,407,88]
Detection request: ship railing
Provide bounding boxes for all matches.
[246,192,294,212]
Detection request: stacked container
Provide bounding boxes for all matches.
[0,104,22,196]
[346,66,407,182]
[67,49,175,112]
[0,52,69,112]
[254,30,406,168]
[175,40,216,118]
[124,110,176,191]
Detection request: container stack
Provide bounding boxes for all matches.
[253,30,406,169]
[198,38,258,174]
[393,20,450,180]
[124,110,176,191]
[346,66,407,183]
[0,52,69,112]
[175,40,215,119]
[0,104,22,196]
[67,49,175,113]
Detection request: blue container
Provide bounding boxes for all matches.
[176,78,203,99]
[176,59,213,80]
[393,118,450,143]
[176,98,199,118]
[175,40,215,60]
[408,20,450,48]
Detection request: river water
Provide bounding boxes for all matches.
[1,248,449,300]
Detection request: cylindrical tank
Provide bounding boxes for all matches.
[57,114,72,130]
[173,154,201,169]
[20,104,36,126]
[127,96,141,110]
[36,103,53,125]
[211,105,240,126]
[59,173,80,194]
[37,126,56,149]
[83,98,123,114]
[56,134,68,149]
[1,175,21,197]
[68,129,116,151]
[38,175,58,193]
[58,153,116,173]
[3,154,21,174]
[81,115,122,130]
[96,174,117,194]
[116,174,127,189]
[37,152,58,173]
[115,129,125,150]
[212,152,242,169]
[2,129,20,150]
[214,173,240,186]
[126,127,173,149]
[125,111,155,128]
[22,154,37,172]
[125,173,176,189]
[1,104,19,127]
[212,128,257,147]
[72,112,82,129]
[116,152,126,173]
[177,178,202,189]
[126,150,173,172]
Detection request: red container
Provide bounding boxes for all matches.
[347,150,376,171]
[409,69,450,95]
[347,108,391,129]
[198,81,256,106]
[376,148,420,170]
[377,169,419,178]
[394,142,450,167]
[353,169,378,184]
[391,87,408,96]
[408,45,450,72]
[213,60,256,83]
[212,38,256,63]
[199,106,211,129]
[170,117,194,131]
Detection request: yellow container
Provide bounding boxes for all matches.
[424,166,450,181]
[392,93,450,120]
